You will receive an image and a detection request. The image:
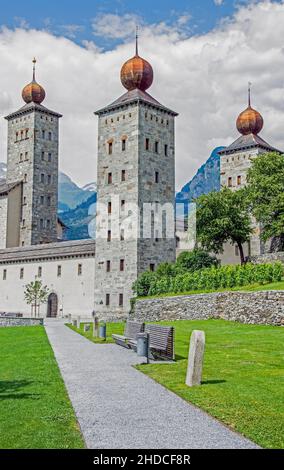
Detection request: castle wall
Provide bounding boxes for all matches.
[0,195,8,249]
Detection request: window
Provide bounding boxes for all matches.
[57,265,62,277]
[48,153,52,162]
[40,196,44,205]
[164,144,168,157]
[145,138,150,151]
[108,172,112,184]
[20,130,24,140]
[108,201,112,215]
[20,153,23,162]
[42,130,45,139]
[20,268,24,279]
[121,199,125,210]
[48,132,52,141]
[46,219,51,230]
[108,142,113,155]
[150,263,155,272]
[107,230,111,242]
[22,219,26,227]
[121,170,126,182]
[120,259,125,272]
[3,269,7,281]
[40,174,45,184]
[25,152,28,161]
[41,152,45,161]
[155,141,159,154]
[47,175,52,185]
[228,177,232,187]
[23,197,26,205]
[25,130,29,139]
[122,139,126,151]
[106,294,110,306]
[38,267,42,278]
[40,219,44,229]
[16,132,19,142]
[78,264,82,276]
[47,196,51,207]
[120,229,125,241]
[155,171,159,183]
[24,174,27,183]
[237,175,242,186]
[106,260,111,272]
[119,294,124,307]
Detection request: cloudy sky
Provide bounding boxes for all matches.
[0,0,284,190]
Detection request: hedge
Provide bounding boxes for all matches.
[133,262,283,297]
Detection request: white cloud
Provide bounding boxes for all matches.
[92,13,140,40]
[0,1,284,191]
[214,0,224,5]
[60,24,84,39]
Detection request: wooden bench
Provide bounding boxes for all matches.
[112,321,145,349]
[129,324,175,361]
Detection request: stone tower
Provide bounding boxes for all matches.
[219,84,281,261]
[5,59,62,247]
[94,38,178,319]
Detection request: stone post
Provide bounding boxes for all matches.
[77,316,81,329]
[93,317,99,337]
[84,324,90,333]
[186,330,205,387]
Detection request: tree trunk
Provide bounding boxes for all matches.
[237,242,245,265]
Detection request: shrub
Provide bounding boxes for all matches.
[176,249,219,272]
[134,262,283,297]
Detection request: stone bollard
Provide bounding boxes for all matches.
[93,317,99,338]
[68,314,72,323]
[84,324,90,333]
[72,319,77,328]
[77,316,81,329]
[186,330,205,387]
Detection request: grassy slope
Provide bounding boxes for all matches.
[137,319,284,449]
[137,279,284,300]
[0,326,84,449]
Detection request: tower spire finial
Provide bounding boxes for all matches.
[135,25,139,56]
[248,81,252,107]
[32,57,37,82]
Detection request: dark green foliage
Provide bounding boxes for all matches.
[246,152,284,243]
[134,262,283,297]
[196,187,252,264]
[177,249,219,271]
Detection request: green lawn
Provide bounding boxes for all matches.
[67,322,124,343]
[72,319,284,449]
[138,319,284,449]
[0,326,85,449]
[137,279,284,300]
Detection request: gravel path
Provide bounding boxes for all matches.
[45,320,258,449]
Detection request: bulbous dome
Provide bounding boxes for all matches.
[236,105,263,135]
[121,54,153,91]
[22,59,46,104]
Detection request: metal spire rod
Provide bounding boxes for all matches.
[248,81,252,107]
[135,25,139,56]
[32,57,37,82]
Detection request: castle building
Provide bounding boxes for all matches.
[218,85,282,264]
[94,37,178,318]
[1,59,62,248]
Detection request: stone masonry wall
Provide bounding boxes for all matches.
[0,317,44,327]
[251,252,284,264]
[131,291,284,326]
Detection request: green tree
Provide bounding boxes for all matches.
[24,280,49,317]
[196,187,252,264]
[177,248,219,271]
[246,152,284,249]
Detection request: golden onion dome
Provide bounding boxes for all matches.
[22,58,46,104]
[120,31,153,92]
[236,83,263,135]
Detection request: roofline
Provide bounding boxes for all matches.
[95,96,178,117]
[0,180,23,196]
[5,105,63,121]
[219,143,283,156]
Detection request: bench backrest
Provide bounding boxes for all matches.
[145,324,174,360]
[124,321,145,339]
